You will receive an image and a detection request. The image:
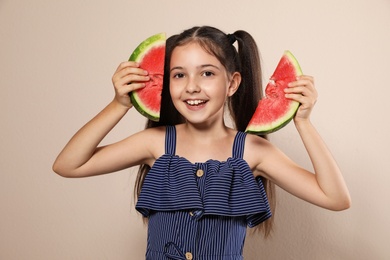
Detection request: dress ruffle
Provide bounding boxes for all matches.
[136,154,272,228]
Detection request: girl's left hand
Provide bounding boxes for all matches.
[284,75,318,122]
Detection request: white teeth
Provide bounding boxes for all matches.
[186,100,206,106]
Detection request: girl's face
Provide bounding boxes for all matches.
[169,42,240,125]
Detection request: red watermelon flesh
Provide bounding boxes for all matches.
[245,51,302,134]
[129,33,166,121]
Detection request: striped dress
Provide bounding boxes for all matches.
[136,126,272,259]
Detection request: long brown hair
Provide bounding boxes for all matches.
[134,26,275,237]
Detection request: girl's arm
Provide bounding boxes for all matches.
[249,76,351,211]
[53,62,155,178]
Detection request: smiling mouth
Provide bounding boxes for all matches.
[185,100,207,106]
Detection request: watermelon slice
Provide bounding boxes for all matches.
[245,51,303,134]
[128,33,166,121]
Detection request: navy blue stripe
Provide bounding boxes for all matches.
[232,131,246,158]
[165,125,176,155]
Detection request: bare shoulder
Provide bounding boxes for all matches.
[118,126,166,166]
[243,134,279,175]
[139,125,166,138]
[244,133,273,152]
[131,125,166,152]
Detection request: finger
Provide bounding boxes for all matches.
[298,74,314,79]
[289,74,314,85]
[115,61,139,73]
[296,75,314,84]
[116,66,148,79]
[286,93,316,112]
[113,62,146,83]
[113,68,149,85]
[285,89,317,106]
[129,82,147,92]
[116,77,148,92]
[284,93,305,103]
[287,78,317,97]
[284,85,314,97]
[117,82,146,96]
[123,74,150,85]
[288,79,312,89]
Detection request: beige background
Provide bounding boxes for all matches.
[1,0,389,259]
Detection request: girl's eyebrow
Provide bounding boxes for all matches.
[200,64,221,70]
[170,66,183,72]
[170,64,221,72]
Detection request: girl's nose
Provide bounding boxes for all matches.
[185,78,200,93]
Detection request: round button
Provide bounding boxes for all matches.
[189,211,194,216]
[196,169,204,177]
[185,252,193,260]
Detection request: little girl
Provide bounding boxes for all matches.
[53,26,350,259]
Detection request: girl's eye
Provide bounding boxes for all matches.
[202,71,214,77]
[173,73,185,79]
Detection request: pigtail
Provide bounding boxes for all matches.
[229,30,275,237]
[228,31,263,134]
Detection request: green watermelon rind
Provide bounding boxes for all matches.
[128,33,166,121]
[245,102,300,135]
[245,51,303,135]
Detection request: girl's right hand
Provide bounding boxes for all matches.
[111,61,150,108]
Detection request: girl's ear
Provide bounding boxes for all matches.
[227,72,241,97]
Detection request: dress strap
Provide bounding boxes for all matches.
[165,125,176,155]
[232,131,246,159]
